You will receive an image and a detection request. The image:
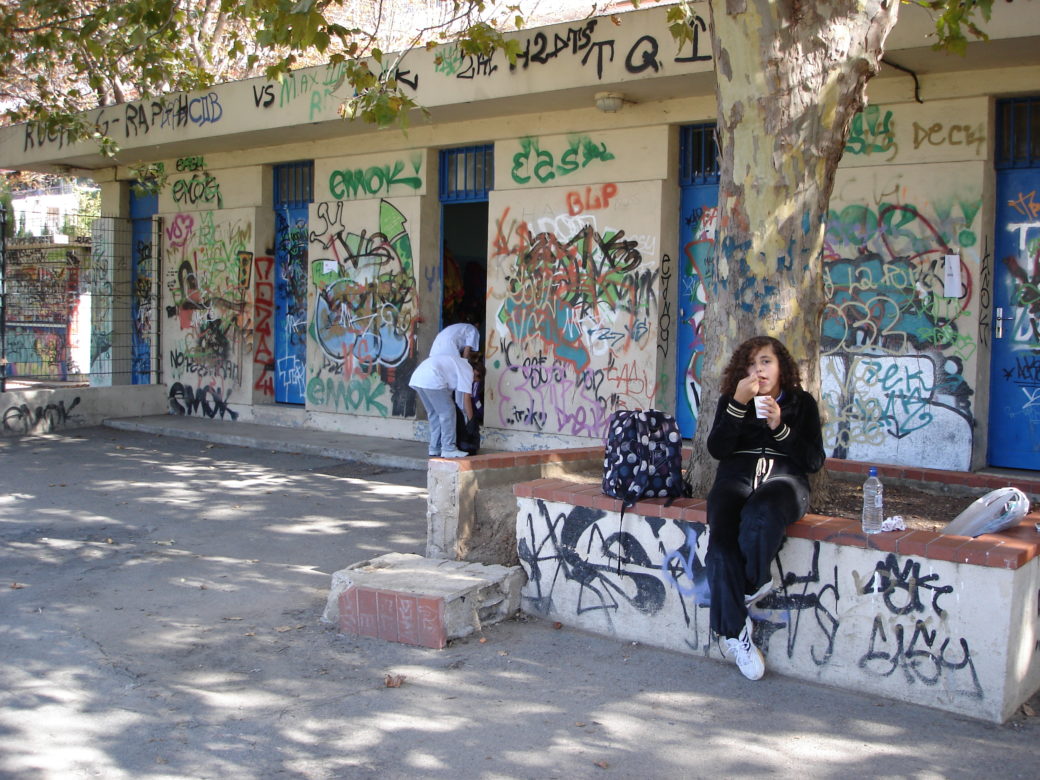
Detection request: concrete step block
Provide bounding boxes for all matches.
[321,552,525,649]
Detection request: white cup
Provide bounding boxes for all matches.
[754,396,770,419]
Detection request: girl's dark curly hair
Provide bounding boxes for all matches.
[720,336,802,396]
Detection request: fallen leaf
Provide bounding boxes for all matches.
[384,673,406,688]
[1023,703,1036,717]
[10,582,25,589]
[497,650,508,656]
[275,626,293,632]
[105,538,114,544]
[552,622,563,629]
[594,761,609,769]
[575,721,586,727]
[478,637,488,644]
[244,632,255,637]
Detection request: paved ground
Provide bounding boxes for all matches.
[1,426,1038,779]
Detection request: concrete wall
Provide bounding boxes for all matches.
[0,385,167,436]
[426,450,603,563]
[516,494,1040,723]
[486,126,672,443]
[821,97,991,471]
[3,4,1039,472]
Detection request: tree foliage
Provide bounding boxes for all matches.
[0,0,535,158]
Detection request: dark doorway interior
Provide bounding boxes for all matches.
[441,201,488,341]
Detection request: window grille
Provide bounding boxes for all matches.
[679,123,720,186]
[274,161,314,207]
[439,145,494,202]
[996,97,1040,169]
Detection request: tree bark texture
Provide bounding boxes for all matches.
[686,0,899,497]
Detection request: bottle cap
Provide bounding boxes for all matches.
[868,467,877,476]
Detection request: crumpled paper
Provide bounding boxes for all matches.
[880,515,906,532]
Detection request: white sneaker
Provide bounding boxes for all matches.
[724,620,765,680]
[439,448,470,458]
[745,576,778,607]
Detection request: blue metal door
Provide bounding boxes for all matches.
[273,162,313,404]
[675,124,719,438]
[989,167,1040,469]
[129,191,157,384]
[676,186,717,437]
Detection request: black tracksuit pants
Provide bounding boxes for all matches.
[705,454,811,638]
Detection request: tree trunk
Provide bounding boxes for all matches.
[686,0,899,498]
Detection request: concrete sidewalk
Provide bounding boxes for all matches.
[1,426,1038,778]
[104,413,434,471]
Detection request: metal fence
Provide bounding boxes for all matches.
[0,206,160,391]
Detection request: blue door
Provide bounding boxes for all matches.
[129,191,157,384]
[675,124,720,438]
[273,162,313,404]
[988,98,1040,469]
[989,166,1040,469]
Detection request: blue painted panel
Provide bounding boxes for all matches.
[988,167,1040,469]
[129,191,157,384]
[274,206,308,404]
[675,185,718,438]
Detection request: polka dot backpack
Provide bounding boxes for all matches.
[602,409,688,556]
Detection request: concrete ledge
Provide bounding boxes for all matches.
[515,478,1040,723]
[425,446,605,563]
[1,385,167,436]
[321,552,525,648]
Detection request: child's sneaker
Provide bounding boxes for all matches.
[439,448,470,458]
[724,619,765,680]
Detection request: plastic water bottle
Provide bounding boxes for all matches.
[862,467,884,534]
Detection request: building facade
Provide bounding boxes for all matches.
[1,4,1039,472]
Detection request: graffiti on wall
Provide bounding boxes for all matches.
[844,105,987,162]
[252,62,349,121]
[88,221,119,380]
[517,497,985,700]
[163,210,252,418]
[676,203,717,432]
[518,499,710,640]
[858,553,982,697]
[1000,191,1040,350]
[306,198,418,417]
[252,255,276,399]
[510,135,615,186]
[2,397,81,437]
[26,93,224,153]
[845,105,897,159]
[435,14,711,82]
[3,245,86,380]
[488,189,659,438]
[275,211,309,401]
[328,154,423,200]
[132,237,156,382]
[821,191,981,469]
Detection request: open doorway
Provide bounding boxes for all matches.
[441,202,488,334]
[438,144,493,346]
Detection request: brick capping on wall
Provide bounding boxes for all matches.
[441,446,1040,496]
[511,477,1040,571]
